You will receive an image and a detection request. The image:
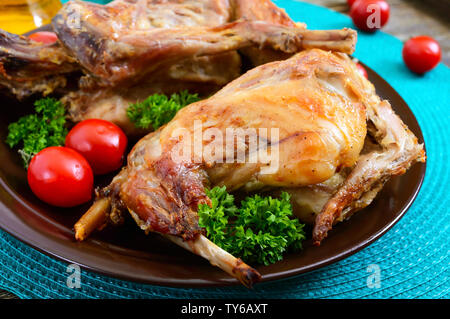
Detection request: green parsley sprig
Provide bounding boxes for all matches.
[127,90,200,130]
[198,186,306,266]
[6,97,68,167]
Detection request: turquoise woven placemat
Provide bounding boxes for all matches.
[0,0,449,299]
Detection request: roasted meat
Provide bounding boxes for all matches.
[52,0,356,87]
[74,49,425,286]
[0,29,78,99]
[53,0,356,134]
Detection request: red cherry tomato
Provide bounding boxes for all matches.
[28,31,58,44]
[28,147,94,207]
[356,62,368,79]
[65,119,128,175]
[402,36,441,74]
[350,0,390,32]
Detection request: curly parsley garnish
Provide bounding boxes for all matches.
[127,90,200,130]
[6,97,68,167]
[198,186,306,266]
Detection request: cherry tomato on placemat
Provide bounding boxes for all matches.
[28,31,58,44]
[402,36,441,74]
[28,147,94,207]
[65,119,128,175]
[356,63,369,79]
[350,0,390,32]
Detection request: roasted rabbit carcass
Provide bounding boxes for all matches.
[59,19,356,134]
[0,0,356,134]
[74,49,425,286]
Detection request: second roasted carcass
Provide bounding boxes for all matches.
[74,49,425,286]
[0,29,79,99]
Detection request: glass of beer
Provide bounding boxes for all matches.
[0,0,62,34]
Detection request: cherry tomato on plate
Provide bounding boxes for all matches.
[402,36,441,74]
[350,0,390,32]
[356,62,369,79]
[65,119,128,175]
[28,31,58,44]
[28,147,94,207]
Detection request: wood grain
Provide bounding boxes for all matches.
[0,0,448,300]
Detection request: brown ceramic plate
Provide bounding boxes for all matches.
[0,45,426,286]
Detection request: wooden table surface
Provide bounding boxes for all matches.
[0,0,448,299]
